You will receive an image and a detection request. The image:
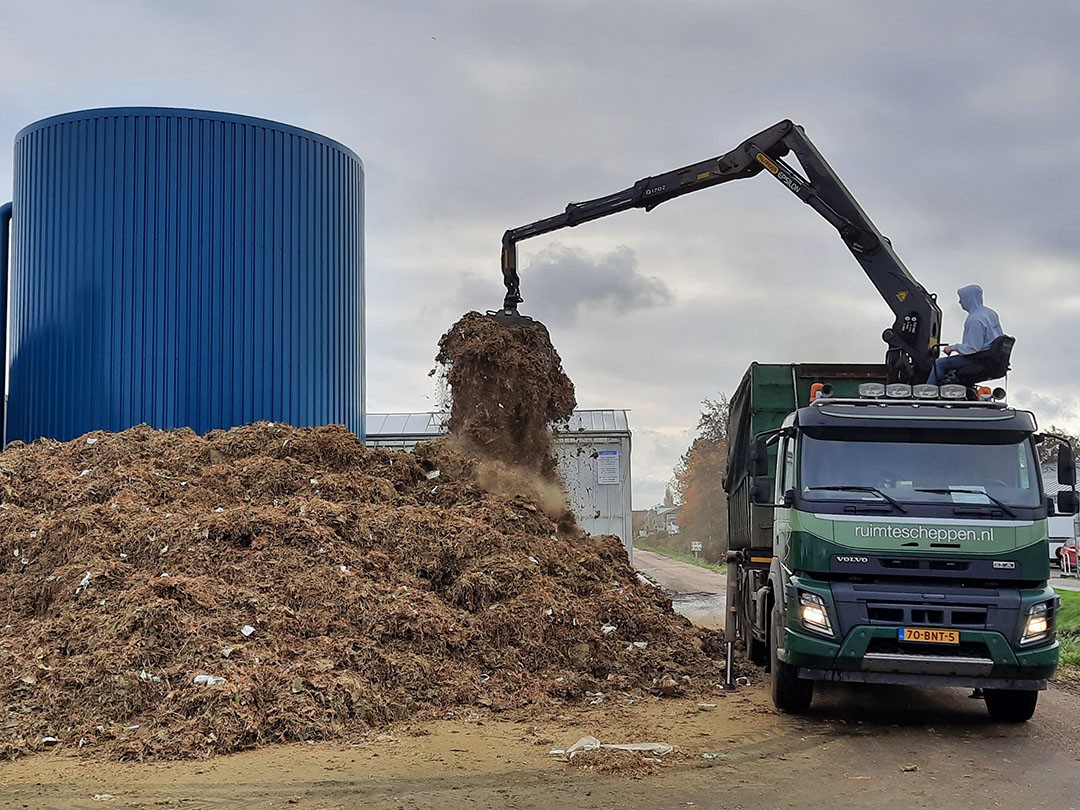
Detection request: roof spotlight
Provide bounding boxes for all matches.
[913,384,939,399]
[886,383,912,398]
[940,384,966,400]
[858,383,885,399]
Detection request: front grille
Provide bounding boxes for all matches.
[865,602,988,628]
[867,606,904,623]
[877,558,971,572]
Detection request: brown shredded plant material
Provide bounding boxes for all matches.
[567,747,676,777]
[0,423,724,761]
[436,311,576,481]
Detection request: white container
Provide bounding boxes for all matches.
[365,409,634,561]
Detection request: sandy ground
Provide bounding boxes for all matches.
[3,683,1079,810]
[3,551,1078,809]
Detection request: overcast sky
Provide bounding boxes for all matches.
[2,0,1079,507]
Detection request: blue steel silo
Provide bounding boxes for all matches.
[2,107,364,443]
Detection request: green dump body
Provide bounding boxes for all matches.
[726,362,884,550]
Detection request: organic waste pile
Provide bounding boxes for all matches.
[0,428,723,761]
[0,312,725,761]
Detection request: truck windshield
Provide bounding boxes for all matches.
[799,432,1040,508]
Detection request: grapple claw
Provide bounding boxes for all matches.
[486,308,549,335]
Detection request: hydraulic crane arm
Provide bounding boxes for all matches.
[498,119,941,384]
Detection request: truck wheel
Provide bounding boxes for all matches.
[984,689,1038,722]
[770,603,813,714]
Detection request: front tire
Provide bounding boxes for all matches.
[770,602,813,714]
[984,689,1038,722]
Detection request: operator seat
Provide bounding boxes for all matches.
[943,334,1015,387]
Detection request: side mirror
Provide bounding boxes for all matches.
[750,437,769,478]
[783,488,796,508]
[1058,444,1076,487]
[1057,490,1079,516]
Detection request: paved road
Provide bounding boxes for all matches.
[633,548,727,629]
[1051,571,1080,591]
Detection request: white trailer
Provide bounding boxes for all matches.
[365,410,633,561]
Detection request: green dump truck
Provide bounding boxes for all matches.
[723,363,1077,721]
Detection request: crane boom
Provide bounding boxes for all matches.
[497,120,941,384]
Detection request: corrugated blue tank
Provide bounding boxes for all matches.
[2,107,364,443]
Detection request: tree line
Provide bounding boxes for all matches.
[667,394,732,563]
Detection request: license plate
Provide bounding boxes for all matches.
[899,627,959,644]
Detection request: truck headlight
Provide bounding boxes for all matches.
[799,591,833,636]
[1020,600,1055,646]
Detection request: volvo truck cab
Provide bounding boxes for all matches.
[725,364,1076,721]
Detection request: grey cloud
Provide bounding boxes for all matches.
[460,243,675,327]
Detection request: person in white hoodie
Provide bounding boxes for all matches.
[927,284,1003,384]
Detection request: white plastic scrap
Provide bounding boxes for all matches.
[627,641,648,650]
[424,470,441,480]
[139,670,161,682]
[86,437,98,445]
[241,624,256,637]
[75,571,92,595]
[79,469,92,477]
[309,478,319,485]
[193,674,226,686]
[549,736,674,759]
[41,736,60,746]
[636,572,659,588]
[601,624,617,635]
[528,556,539,565]
[214,507,224,513]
